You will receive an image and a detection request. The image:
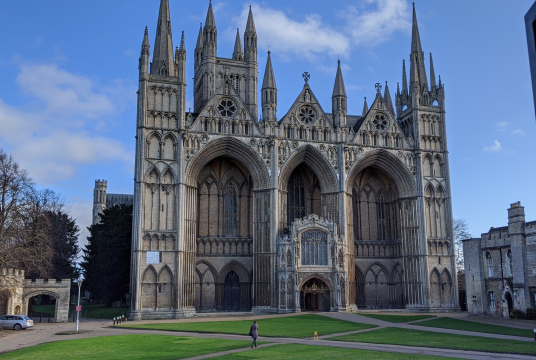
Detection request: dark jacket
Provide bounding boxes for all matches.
[250,323,258,339]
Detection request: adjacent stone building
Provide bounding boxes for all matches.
[92,180,134,225]
[122,0,459,320]
[0,269,71,322]
[463,202,536,316]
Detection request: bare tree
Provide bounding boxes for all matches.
[0,149,65,282]
[454,218,472,271]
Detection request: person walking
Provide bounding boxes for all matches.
[249,320,258,348]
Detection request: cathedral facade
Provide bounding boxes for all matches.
[128,0,459,320]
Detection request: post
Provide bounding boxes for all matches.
[76,278,83,332]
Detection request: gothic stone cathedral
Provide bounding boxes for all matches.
[126,0,459,320]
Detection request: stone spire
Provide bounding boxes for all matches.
[177,31,186,82]
[409,3,428,93]
[429,52,436,90]
[332,59,347,97]
[332,59,347,127]
[203,0,217,57]
[195,24,203,70]
[362,97,368,116]
[262,51,276,90]
[261,51,277,121]
[233,29,244,60]
[151,0,175,76]
[383,81,395,115]
[139,27,150,77]
[244,6,257,62]
[402,59,408,95]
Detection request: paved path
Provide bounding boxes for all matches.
[320,312,534,342]
[0,313,535,360]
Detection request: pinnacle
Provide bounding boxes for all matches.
[233,29,244,60]
[246,5,256,33]
[332,59,346,97]
[262,51,276,89]
[205,0,216,28]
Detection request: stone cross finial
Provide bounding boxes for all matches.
[375,83,382,93]
[302,72,311,84]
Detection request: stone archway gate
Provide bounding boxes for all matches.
[1,269,71,323]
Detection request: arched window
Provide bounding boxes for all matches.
[506,250,512,277]
[486,252,493,277]
[231,122,236,134]
[287,127,292,139]
[299,128,304,139]
[287,173,305,226]
[352,188,360,240]
[224,183,238,235]
[362,133,367,145]
[245,123,249,135]
[301,229,328,266]
[311,129,315,140]
[324,129,328,141]
[395,137,400,148]
[218,121,222,133]
[204,120,208,131]
[378,192,386,240]
[373,134,378,146]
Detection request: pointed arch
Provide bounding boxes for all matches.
[144,166,161,184]
[141,265,157,309]
[297,273,334,290]
[346,149,415,197]
[280,144,338,192]
[185,137,268,190]
[161,166,176,184]
[218,260,250,283]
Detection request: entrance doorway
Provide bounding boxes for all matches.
[300,278,330,311]
[224,271,240,311]
[505,292,513,315]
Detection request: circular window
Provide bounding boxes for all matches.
[372,114,388,130]
[298,105,317,124]
[218,99,237,118]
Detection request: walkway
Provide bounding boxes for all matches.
[0,313,534,360]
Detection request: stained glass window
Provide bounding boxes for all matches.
[224,184,237,235]
[301,230,328,266]
[287,174,305,226]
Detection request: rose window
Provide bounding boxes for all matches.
[298,105,316,124]
[218,99,237,118]
[373,114,388,130]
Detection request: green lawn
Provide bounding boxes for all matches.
[415,317,534,338]
[217,344,459,360]
[30,304,127,320]
[357,313,436,323]
[330,327,536,356]
[81,304,129,319]
[1,335,253,360]
[120,314,376,338]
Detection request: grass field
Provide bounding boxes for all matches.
[217,344,459,360]
[415,317,534,338]
[120,314,376,338]
[30,304,128,320]
[357,313,436,323]
[0,335,253,360]
[330,327,536,356]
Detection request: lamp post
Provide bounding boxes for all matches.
[76,278,83,332]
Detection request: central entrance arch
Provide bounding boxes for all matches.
[224,271,240,311]
[300,278,330,311]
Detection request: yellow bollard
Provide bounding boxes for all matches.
[314,331,318,340]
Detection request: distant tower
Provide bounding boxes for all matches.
[92,180,107,225]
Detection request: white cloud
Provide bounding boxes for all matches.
[0,61,134,184]
[344,0,411,47]
[496,121,509,128]
[233,4,350,60]
[483,140,503,153]
[511,129,526,136]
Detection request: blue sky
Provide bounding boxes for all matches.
[0,0,535,247]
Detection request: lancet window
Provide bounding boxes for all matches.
[301,229,328,266]
[224,183,238,236]
[287,174,306,226]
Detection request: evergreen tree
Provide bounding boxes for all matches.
[81,204,132,305]
[46,211,80,280]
